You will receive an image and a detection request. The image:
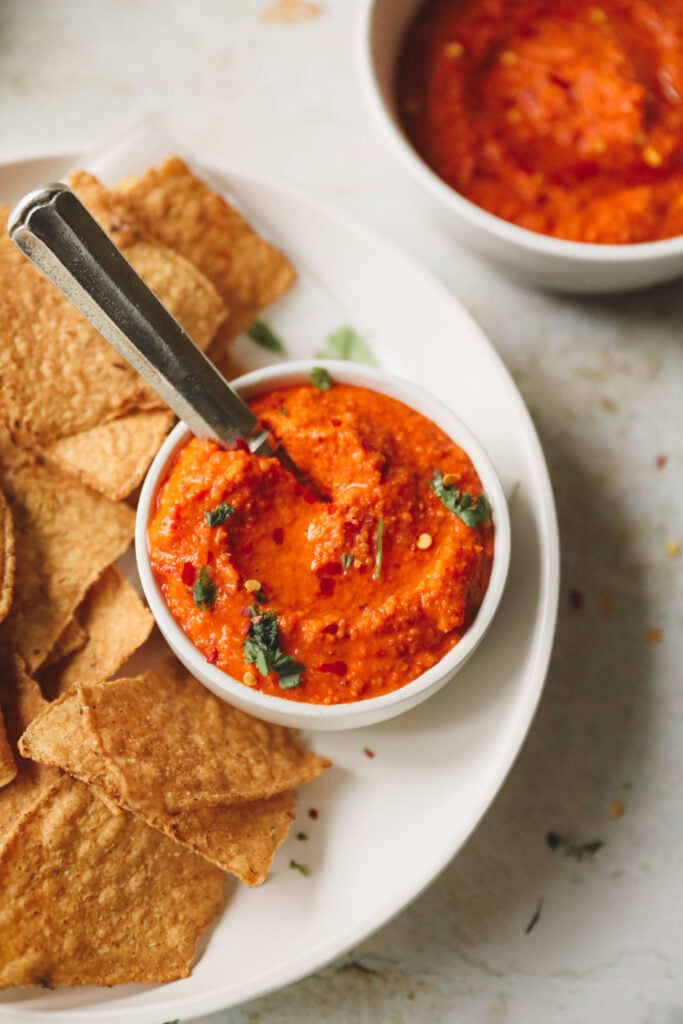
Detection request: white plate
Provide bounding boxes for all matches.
[0,150,559,1024]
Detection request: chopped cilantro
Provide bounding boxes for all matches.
[374,518,384,579]
[289,859,310,877]
[279,405,290,417]
[243,607,305,688]
[246,319,286,354]
[546,831,604,861]
[430,469,491,527]
[193,566,216,610]
[341,552,355,571]
[296,832,308,841]
[316,325,377,365]
[205,501,235,528]
[310,366,332,391]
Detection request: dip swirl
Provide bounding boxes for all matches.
[398,0,683,244]
[148,382,494,704]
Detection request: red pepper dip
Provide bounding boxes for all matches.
[148,379,494,705]
[397,0,683,243]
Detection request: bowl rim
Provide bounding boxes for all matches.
[356,0,683,264]
[135,359,511,726]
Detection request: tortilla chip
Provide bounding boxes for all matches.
[0,709,16,789]
[0,188,225,449]
[0,483,15,625]
[0,774,226,988]
[114,156,296,358]
[25,658,329,810]
[41,617,87,670]
[22,679,295,882]
[42,408,175,502]
[0,657,56,840]
[0,459,135,672]
[39,565,154,699]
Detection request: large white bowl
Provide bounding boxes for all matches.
[357,0,683,294]
[136,360,511,731]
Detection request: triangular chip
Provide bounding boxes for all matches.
[0,774,226,988]
[42,408,175,501]
[38,565,154,699]
[114,156,296,367]
[0,184,226,449]
[22,660,329,878]
[0,482,14,625]
[0,459,135,671]
[38,659,329,809]
[0,657,57,840]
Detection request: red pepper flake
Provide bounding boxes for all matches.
[193,488,209,503]
[303,489,318,504]
[331,418,342,427]
[207,648,219,664]
[206,551,215,565]
[318,660,347,676]
[321,623,338,635]
[234,438,249,452]
[272,527,285,546]
[363,747,376,758]
[308,807,319,820]
[319,561,342,576]
[181,562,196,587]
[655,454,668,469]
[319,577,335,597]
[568,588,584,610]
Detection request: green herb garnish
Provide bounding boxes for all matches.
[193,566,217,610]
[374,518,384,579]
[289,859,311,877]
[316,325,377,365]
[310,366,332,391]
[296,832,308,841]
[279,405,290,417]
[205,501,235,528]
[546,831,604,861]
[243,607,305,688]
[246,319,286,354]
[341,552,355,572]
[430,469,491,527]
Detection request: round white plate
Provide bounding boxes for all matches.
[0,151,559,1023]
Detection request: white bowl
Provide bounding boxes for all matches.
[136,360,511,731]
[357,0,683,294]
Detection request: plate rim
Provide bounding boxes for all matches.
[0,146,560,1022]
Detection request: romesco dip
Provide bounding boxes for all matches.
[148,374,494,705]
[398,0,683,244]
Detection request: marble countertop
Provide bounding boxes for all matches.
[1,1,681,1021]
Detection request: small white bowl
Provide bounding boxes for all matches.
[136,360,510,731]
[357,0,683,294]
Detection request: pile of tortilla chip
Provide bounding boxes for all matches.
[0,158,330,990]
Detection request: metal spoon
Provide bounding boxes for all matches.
[7,183,275,456]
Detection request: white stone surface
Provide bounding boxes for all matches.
[1,1,681,1021]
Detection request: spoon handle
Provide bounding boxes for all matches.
[7,184,270,452]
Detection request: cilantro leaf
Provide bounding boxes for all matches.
[246,319,286,354]
[310,366,332,391]
[341,552,354,571]
[289,859,311,876]
[205,501,235,528]
[374,518,384,579]
[243,607,305,688]
[316,326,377,365]
[430,469,491,527]
[193,566,217,610]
